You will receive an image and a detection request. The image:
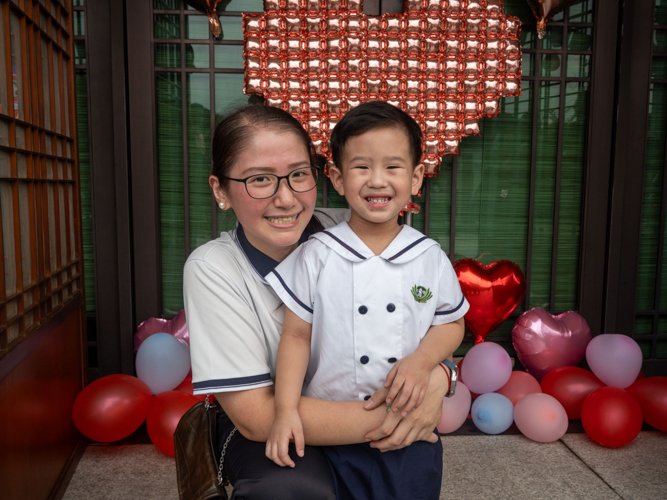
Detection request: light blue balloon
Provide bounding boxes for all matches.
[471,393,514,435]
[135,333,191,395]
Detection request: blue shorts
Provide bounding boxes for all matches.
[322,431,443,500]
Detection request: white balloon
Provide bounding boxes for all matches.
[135,333,191,395]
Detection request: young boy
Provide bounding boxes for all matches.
[265,101,468,500]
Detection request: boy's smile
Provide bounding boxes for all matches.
[330,126,424,238]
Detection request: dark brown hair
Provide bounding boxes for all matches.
[211,105,324,233]
[211,105,317,189]
[330,101,423,168]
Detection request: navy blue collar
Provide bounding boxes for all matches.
[235,222,313,278]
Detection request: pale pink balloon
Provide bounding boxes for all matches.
[512,308,591,381]
[514,393,568,443]
[461,342,513,394]
[496,371,542,405]
[134,309,189,352]
[437,382,472,434]
[586,334,643,389]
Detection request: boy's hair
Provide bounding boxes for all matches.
[329,101,423,168]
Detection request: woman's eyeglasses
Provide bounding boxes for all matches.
[223,166,319,200]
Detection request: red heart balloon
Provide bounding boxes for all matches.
[454,259,526,344]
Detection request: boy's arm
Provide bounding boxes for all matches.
[266,308,312,466]
[383,317,465,415]
[274,307,312,412]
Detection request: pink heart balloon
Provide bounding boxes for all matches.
[134,309,189,353]
[512,308,591,381]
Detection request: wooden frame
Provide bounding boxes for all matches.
[0,0,83,359]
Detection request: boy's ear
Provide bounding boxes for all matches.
[411,163,425,196]
[328,165,345,196]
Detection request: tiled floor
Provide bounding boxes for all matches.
[63,432,667,500]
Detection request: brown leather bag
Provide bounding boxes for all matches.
[174,397,230,500]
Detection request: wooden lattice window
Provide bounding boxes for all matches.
[0,0,81,357]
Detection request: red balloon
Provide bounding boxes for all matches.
[453,259,526,344]
[626,377,667,432]
[541,366,605,420]
[174,374,207,402]
[73,375,152,442]
[147,391,200,456]
[581,387,643,448]
[496,371,542,405]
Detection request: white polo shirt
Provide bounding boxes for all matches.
[266,221,469,402]
[185,209,349,395]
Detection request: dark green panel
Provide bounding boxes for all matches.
[214,73,253,124]
[555,82,588,311]
[154,0,179,8]
[75,40,86,65]
[188,73,213,252]
[428,157,452,255]
[154,14,180,39]
[566,55,590,78]
[186,15,209,40]
[186,44,210,68]
[637,84,666,312]
[155,43,181,67]
[214,45,244,69]
[568,27,592,51]
[656,0,667,25]
[455,87,532,283]
[216,16,244,41]
[76,70,95,314]
[156,72,185,315]
[568,0,594,23]
[531,81,558,310]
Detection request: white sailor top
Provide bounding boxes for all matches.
[266,221,470,402]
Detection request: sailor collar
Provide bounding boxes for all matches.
[310,221,439,264]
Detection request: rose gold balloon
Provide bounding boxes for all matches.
[243,0,523,178]
[526,0,580,39]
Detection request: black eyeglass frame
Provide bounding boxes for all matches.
[222,166,320,200]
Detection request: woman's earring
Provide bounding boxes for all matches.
[218,201,225,210]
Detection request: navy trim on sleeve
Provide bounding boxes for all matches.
[270,269,314,314]
[434,295,466,315]
[387,236,429,261]
[321,231,367,260]
[193,373,272,391]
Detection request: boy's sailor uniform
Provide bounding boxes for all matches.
[267,221,469,500]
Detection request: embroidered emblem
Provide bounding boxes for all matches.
[411,285,433,303]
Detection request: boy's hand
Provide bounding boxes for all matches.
[383,351,432,416]
[265,409,305,468]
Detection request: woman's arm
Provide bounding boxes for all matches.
[216,363,446,448]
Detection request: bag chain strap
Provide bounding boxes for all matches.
[206,395,237,487]
[218,427,237,485]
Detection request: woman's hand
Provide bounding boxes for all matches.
[362,364,447,452]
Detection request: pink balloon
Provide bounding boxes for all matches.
[134,309,189,352]
[461,342,512,394]
[514,393,568,443]
[438,382,472,434]
[586,334,643,389]
[496,371,542,405]
[512,308,591,381]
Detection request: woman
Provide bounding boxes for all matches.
[184,105,450,499]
